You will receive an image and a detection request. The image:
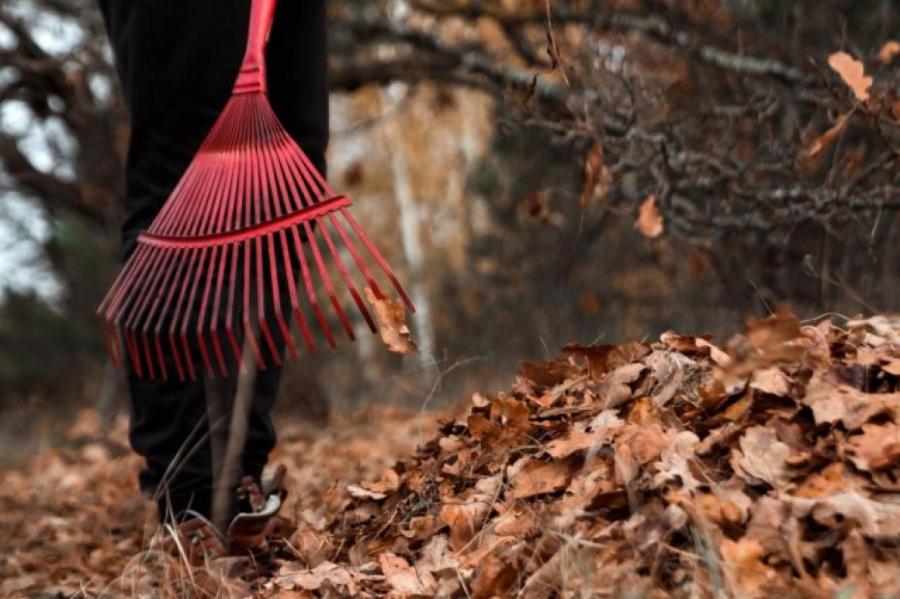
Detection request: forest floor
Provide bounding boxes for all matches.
[2,310,899,598]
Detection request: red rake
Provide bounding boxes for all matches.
[98,0,413,381]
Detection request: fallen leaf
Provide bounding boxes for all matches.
[379,552,428,595]
[276,561,355,592]
[509,458,572,499]
[733,426,792,487]
[346,485,387,501]
[721,538,778,597]
[749,366,791,396]
[365,286,417,354]
[787,492,900,540]
[599,362,645,409]
[828,51,872,101]
[635,194,663,238]
[847,423,900,471]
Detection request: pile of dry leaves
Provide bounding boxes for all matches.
[293,310,900,598]
[2,309,899,598]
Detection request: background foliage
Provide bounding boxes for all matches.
[0,0,897,429]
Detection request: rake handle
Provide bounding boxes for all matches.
[234,0,278,94]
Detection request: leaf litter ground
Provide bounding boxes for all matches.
[2,309,899,597]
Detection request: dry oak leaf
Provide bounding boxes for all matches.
[877,40,900,64]
[471,554,519,599]
[749,366,791,396]
[787,492,900,540]
[546,423,598,459]
[794,463,863,499]
[440,475,501,550]
[509,457,572,499]
[803,372,900,429]
[847,423,900,471]
[635,194,664,238]
[652,431,704,491]
[275,561,355,592]
[360,467,401,495]
[733,426,792,487]
[346,484,387,501]
[365,286,417,354]
[828,51,872,101]
[720,538,779,598]
[379,552,430,596]
[599,362,646,409]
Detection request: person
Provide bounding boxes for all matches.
[97,0,328,528]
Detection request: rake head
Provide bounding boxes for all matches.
[98,0,413,380]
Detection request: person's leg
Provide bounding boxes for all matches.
[100,0,330,522]
[238,0,331,481]
[97,0,291,522]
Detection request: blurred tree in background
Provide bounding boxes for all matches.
[1,0,897,416]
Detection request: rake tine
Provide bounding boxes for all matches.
[289,226,335,348]
[274,133,379,330]
[257,109,324,353]
[122,246,176,379]
[209,243,232,378]
[327,212,384,300]
[281,142,404,314]
[195,245,220,379]
[152,250,190,382]
[256,236,282,366]
[169,248,201,381]
[138,250,187,382]
[104,243,153,326]
[124,329,142,378]
[248,117,283,368]
[262,133,336,348]
[189,115,249,378]
[319,216,377,333]
[254,109,300,361]
[341,209,415,313]
[271,139,356,341]
[304,222,356,341]
[225,242,244,372]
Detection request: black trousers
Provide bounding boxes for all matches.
[98,0,328,520]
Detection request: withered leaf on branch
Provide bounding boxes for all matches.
[635,194,664,239]
[828,51,873,101]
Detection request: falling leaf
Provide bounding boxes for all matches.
[877,40,900,64]
[635,194,663,238]
[828,51,872,101]
[365,286,417,354]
